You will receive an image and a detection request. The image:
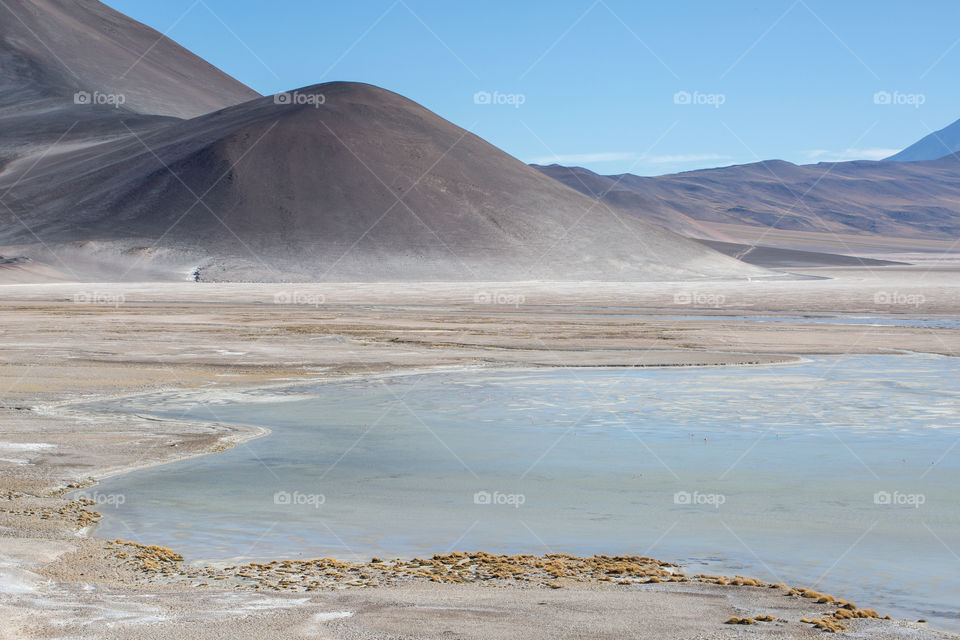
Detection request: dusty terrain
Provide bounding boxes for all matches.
[1,266,959,639]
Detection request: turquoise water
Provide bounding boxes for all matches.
[91,354,960,629]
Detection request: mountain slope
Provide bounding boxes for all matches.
[0,82,769,282]
[535,159,960,250]
[885,118,960,162]
[0,0,260,169]
[0,0,259,117]
[531,164,727,240]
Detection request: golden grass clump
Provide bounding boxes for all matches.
[727,613,775,625]
[834,608,879,620]
[110,540,184,573]
[799,606,887,633]
[729,576,766,587]
[809,617,847,633]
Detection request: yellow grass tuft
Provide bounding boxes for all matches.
[813,618,847,633]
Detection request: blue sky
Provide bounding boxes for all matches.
[103,0,960,176]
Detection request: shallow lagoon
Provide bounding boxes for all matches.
[93,354,959,629]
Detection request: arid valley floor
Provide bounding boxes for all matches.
[1,264,959,639]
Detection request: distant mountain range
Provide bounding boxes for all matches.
[530,108,960,258]
[534,154,960,257]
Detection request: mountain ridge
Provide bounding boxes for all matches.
[885,117,960,162]
[534,156,960,253]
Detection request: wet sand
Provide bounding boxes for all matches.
[1,266,959,639]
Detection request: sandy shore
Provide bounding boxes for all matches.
[2,267,959,639]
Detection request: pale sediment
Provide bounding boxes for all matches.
[1,274,958,639]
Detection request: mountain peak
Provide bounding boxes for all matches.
[0,0,259,118]
[885,117,960,162]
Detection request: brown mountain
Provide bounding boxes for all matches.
[535,159,960,256]
[1,80,770,281]
[0,0,259,170]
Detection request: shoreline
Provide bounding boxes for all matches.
[64,354,955,620]
[2,275,958,639]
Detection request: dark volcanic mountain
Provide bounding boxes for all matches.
[0,0,773,282]
[0,0,259,169]
[886,117,960,162]
[535,158,960,255]
[1,80,769,281]
[0,0,258,117]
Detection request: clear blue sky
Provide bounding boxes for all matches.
[103,0,960,176]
